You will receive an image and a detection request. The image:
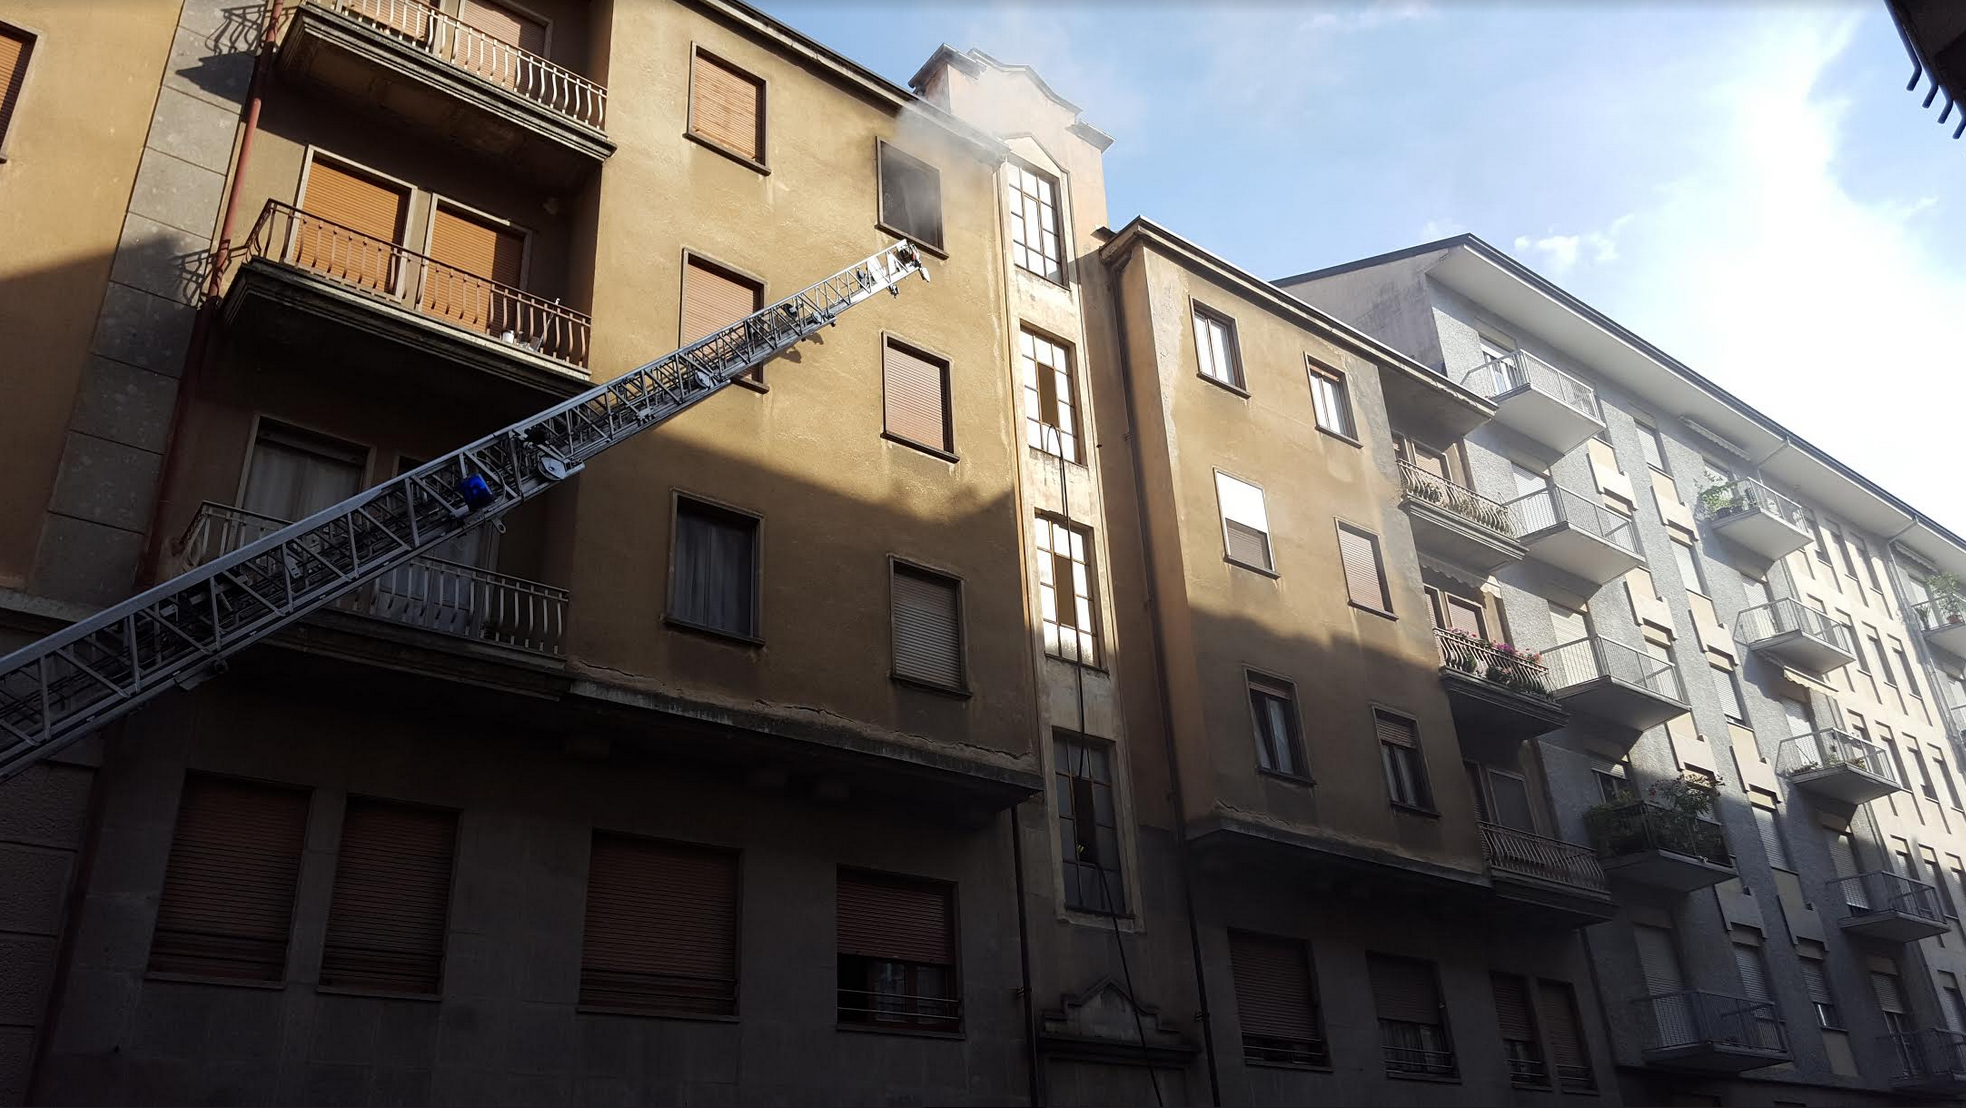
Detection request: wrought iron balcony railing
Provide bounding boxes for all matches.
[1543,635,1684,702]
[1825,870,1946,922]
[309,0,607,129]
[237,200,591,369]
[1586,800,1729,867]
[1886,1028,1966,1084]
[1460,350,1602,422]
[1397,461,1516,538]
[1734,598,1854,652]
[172,502,567,658]
[1505,485,1638,553]
[1634,989,1785,1055]
[1478,821,1609,894]
[1773,728,1899,785]
[1435,629,1554,700]
[1695,476,1807,528]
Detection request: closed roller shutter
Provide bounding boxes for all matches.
[690,52,762,162]
[1339,525,1387,610]
[148,775,309,981]
[299,156,408,291]
[580,834,739,1015]
[1225,521,1269,570]
[1634,925,1685,995]
[320,799,456,995]
[1368,954,1441,1025]
[682,258,761,345]
[0,26,30,145]
[1539,981,1592,1088]
[892,565,962,689]
[1827,829,1869,910]
[837,871,952,966]
[883,339,950,452]
[345,0,433,41]
[1229,932,1322,1044]
[1873,971,1907,1014]
[1493,973,1536,1042]
[422,204,524,333]
[455,0,546,90]
[1733,943,1771,1004]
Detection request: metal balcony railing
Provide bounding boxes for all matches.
[308,0,607,129]
[1543,635,1685,702]
[1695,475,1807,529]
[1773,728,1899,785]
[1634,989,1785,1055]
[1397,461,1516,538]
[1914,598,1966,635]
[1887,1028,1966,1083]
[1734,598,1854,652]
[1586,800,1730,866]
[1825,870,1945,922]
[237,201,591,369]
[172,502,567,658]
[1946,702,1966,741]
[1478,821,1609,894]
[1461,350,1602,422]
[1505,485,1638,553]
[1435,629,1555,700]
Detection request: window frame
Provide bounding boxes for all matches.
[1246,669,1310,782]
[1214,469,1276,576]
[1375,709,1436,814]
[235,414,373,520]
[1306,357,1359,444]
[1053,731,1128,917]
[1018,325,1080,462]
[887,556,969,696]
[1636,420,1668,474]
[879,332,956,459]
[1005,158,1066,285]
[577,831,743,1019]
[875,139,946,256]
[0,19,38,161]
[1336,521,1394,617]
[1709,662,1747,724]
[679,248,768,388]
[684,44,768,173]
[1229,929,1332,1070]
[1034,512,1101,667]
[1368,952,1458,1081]
[1191,301,1247,393]
[664,490,764,645]
[835,867,962,1035]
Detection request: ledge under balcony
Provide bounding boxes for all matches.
[1587,800,1734,892]
[1459,350,1605,455]
[1434,629,1569,754]
[1735,598,1856,676]
[1634,990,1789,1072]
[1397,462,1526,573]
[1887,1029,1966,1096]
[1506,486,1643,587]
[1696,477,1811,562]
[222,201,591,398]
[1913,599,1966,660]
[1826,871,1951,942]
[1477,821,1616,927]
[278,0,613,187]
[1775,728,1904,805]
[1544,635,1689,736]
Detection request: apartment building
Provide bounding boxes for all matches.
[1283,236,1966,1106]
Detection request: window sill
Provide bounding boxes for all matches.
[1385,1070,1461,1085]
[1224,555,1280,579]
[1246,1060,1334,1074]
[891,672,972,699]
[1257,767,1314,788]
[731,374,769,394]
[1043,651,1108,675]
[1196,371,1251,398]
[1028,444,1087,470]
[1014,263,1070,291]
[684,130,770,175]
[316,985,442,1003]
[837,1020,964,1041]
[577,1005,740,1024]
[146,972,286,991]
[1389,801,1440,819]
[882,431,959,464]
[875,222,948,261]
[1317,425,1363,449]
[1348,600,1396,622]
[664,614,764,648]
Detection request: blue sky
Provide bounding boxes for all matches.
[762,0,1965,532]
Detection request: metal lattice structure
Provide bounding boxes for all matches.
[0,241,928,780]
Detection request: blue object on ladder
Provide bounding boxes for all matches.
[458,473,495,510]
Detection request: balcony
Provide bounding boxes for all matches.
[1774,728,1904,805]
[1825,871,1950,942]
[1887,1029,1966,1095]
[172,502,567,661]
[1695,477,1811,562]
[1435,629,1568,751]
[278,0,613,186]
[1460,350,1605,454]
[1506,486,1643,587]
[1477,821,1616,927]
[1734,598,1856,676]
[1544,636,1689,734]
[1913,599,1966,660]
[1633,990,1788,1072]
[1587,800,1734,892]
[222,201,590,396]
[1397,462,1525,573]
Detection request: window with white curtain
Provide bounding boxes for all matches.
[242,421,366,522]
[669,497,759,639]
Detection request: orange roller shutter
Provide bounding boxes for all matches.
[423,204,524,332]
[456,0,547,90]
[1338,525,1388,610]
[883,339,949,451]
[681,258,761,345]
[344,0,434,41]
[691,52,762,162]
[299,156,408,292]
[0,26,30,146]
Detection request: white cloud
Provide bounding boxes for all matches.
[1513,214,1632,275]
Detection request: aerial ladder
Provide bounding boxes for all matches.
[0,241,929,782]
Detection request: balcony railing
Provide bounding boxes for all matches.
[1887,1028,1966,1085]
[1586,800,1729,867]
[1436,629,1553,699]
[1914,598,1966,635]
[1946,702,1966,741]
[1461,350,1601,422]
[1773,728,1899,785]
[1734,598,1854,652]
[172,502,567,658]
[1544,635,1684,701]
[239,200,590,369]
[1695,476,1806,528]
[1397,461,1516,538]
[1825,870,1946,923]
[1478,821,1609,894]
[309,0,607,129]
[1505,485,1638,553]
[1634,989,1785,1056]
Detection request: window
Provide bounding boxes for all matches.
[1376,711,1434,812]
[1869,628,1895,687]
[1230,932,1329,1068]
[1035,515,1097,665]
[1873,969,1912,1038]
[1924,847,1958,918]
[1911,743,1941,802]
[1538,981,1594,1092]
[882,336,952,454]
[1856,536,1888,598]
[1808,513,1832,566]
[422,202,526,336]
[297,154,410,291]
[1006,163,1063,282]
[1731,939,1780,1047]
[1938,751,1965,810]
[451,1,546,90]
[148,775,308,982]
[1671,540,1704,594]
[1491,973,1546,1088]
[1742,574,1771,610]
[1215,471,1273,572]
[1247,672,1305,778]
[1798,953,1840,1029]
[320,798,457,995]
[1710,664,1746,723]
[1369,954,1454,1078]
[1595,769,1634,805]
[1192,304,1243,389]
[1943,972,1966,1035]
[1019,329,1079,461]
[580,834,739,1016]
[1892,640,1920,699]
[668,497,760,640]
[1848,613,1870,673]
[1055,734,1125,915]
[1637,421,1667,472]
[242,420,366,522]
[1338,524,1392,613]
[1750,794,1790,870]
[682,255,764,382]
[688,49,764,165]
[1307,360,1355,439]
[836,870,959,1031]
[1830,523,1860,585]
[0,23,30,151]
[890,562,964,691]
[876,141,943,251]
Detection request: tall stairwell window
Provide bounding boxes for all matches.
[1019,328,1079,461]
[1035,514,1098,665]
[1007,163,1063,282]
[1055,733,1125,914]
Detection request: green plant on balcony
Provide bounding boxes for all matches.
[1698,480,1746,518]
[1928,573,1966,626]
[1585,772,1722,860]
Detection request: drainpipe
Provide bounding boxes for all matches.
[1009,802,1046,1106]
[1105,243,1222,1106]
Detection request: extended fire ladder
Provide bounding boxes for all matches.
[0,241,928,781]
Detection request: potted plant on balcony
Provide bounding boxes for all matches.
[1698,480,1744,519]
[1444,628,1481,673]
[1928,573,1966,626]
